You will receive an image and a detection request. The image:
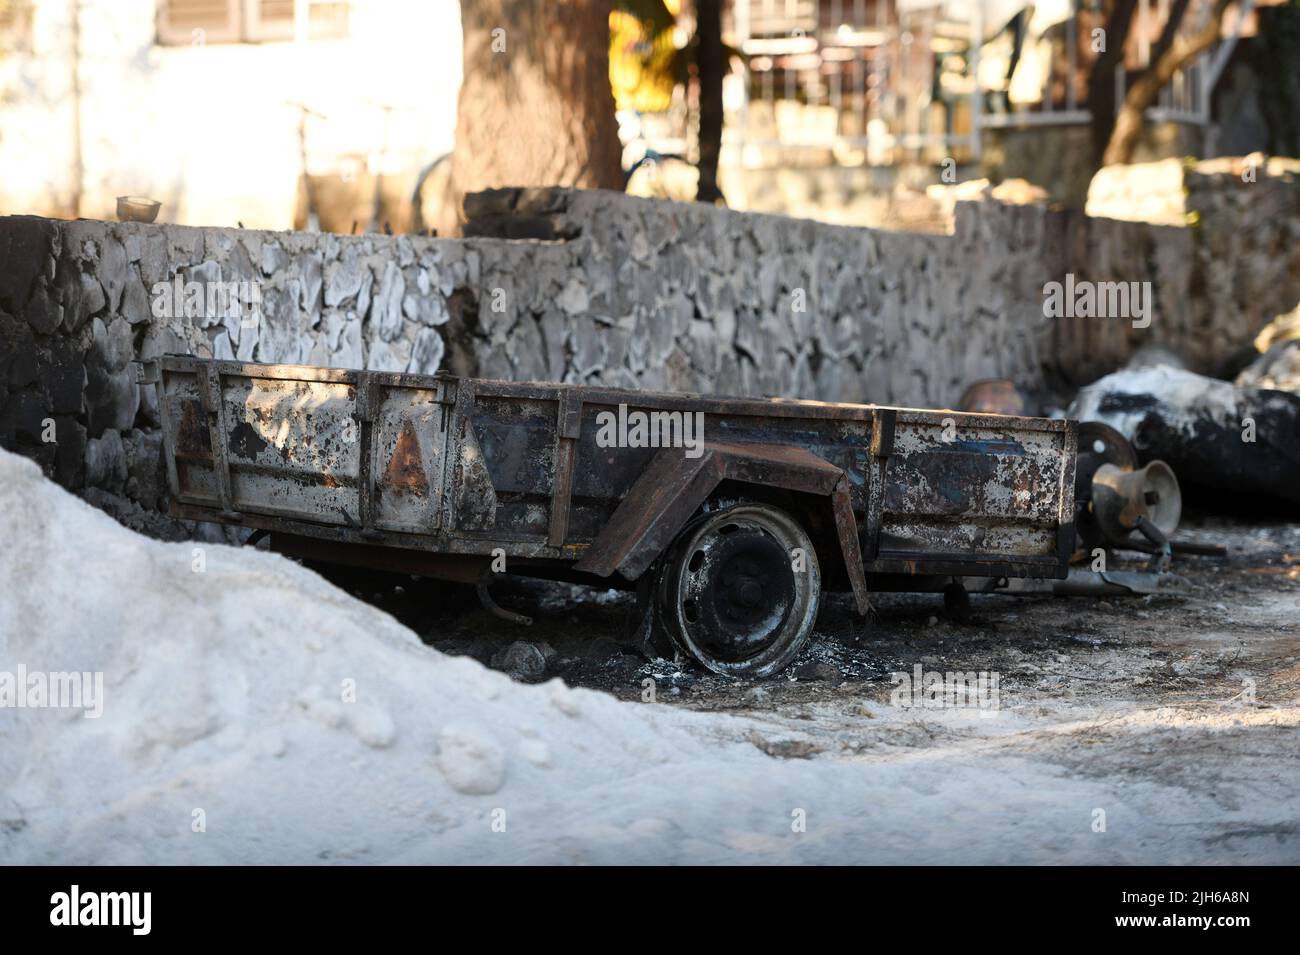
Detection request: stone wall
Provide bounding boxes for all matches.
[2,171,1297,518]
[1083,155,1300,367]
[1087,155,1300,226]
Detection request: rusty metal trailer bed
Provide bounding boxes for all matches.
[146,356,1077,677]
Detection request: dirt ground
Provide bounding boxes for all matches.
[320,513,1300,862]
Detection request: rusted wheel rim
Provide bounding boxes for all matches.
[661,504,820,677]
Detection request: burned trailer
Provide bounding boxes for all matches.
[146,356,1077,677]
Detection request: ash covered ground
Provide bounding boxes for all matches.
[343,516,1300,721]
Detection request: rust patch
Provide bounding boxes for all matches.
[383,419,428,493]
[175,399,212,457]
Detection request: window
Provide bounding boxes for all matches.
[0,0,36,54]
[157,0,349,46]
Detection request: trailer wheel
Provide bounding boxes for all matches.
[657,503,820,677]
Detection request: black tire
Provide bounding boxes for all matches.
[656,503,820,677]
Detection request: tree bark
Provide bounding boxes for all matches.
[1087,0,1138,168]
[440,0,625,236]
[694,0,725,204]
[1101,0,1233,166]
[1151,0,1193,64]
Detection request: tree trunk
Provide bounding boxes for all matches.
[1088,0,1138,167]
[440,0,625,236]
[1101,0,1232,166]
[694,0,725,204]
[1151,0,1193,63]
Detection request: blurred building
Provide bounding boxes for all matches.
[0,0,461,229]
[1,0,1294,232]
[714,0,1295,221]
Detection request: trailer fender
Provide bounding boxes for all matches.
[573,441,870,614]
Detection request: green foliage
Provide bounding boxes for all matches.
[610,1,680,111]
[610,0,745,113]
[616,0,675,36]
